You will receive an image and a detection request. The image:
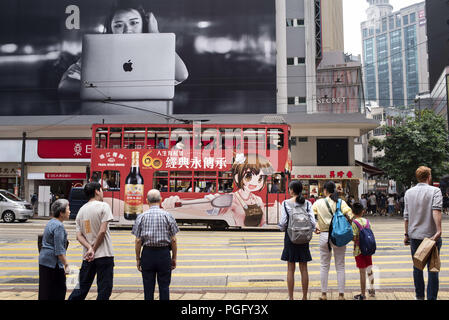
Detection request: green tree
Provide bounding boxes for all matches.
[370,109,449,188]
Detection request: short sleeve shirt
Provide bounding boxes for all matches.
[76,200,114,259]
[352,217,368,257]
[312,197,353,232]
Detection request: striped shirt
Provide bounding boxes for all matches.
[131,205,179,247]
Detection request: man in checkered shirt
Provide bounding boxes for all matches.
[132,189,179,300]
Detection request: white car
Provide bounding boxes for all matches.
[0,189,34,223]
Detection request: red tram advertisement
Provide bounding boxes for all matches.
[90,123,292,229]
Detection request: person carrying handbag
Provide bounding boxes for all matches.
[311,181,353,300]
[278,180,317,300]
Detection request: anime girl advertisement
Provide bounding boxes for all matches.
[162,153,277,228]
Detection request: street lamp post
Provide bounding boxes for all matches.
[20,132,26,200]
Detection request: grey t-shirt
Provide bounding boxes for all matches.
[404,183,442,239]
[76,200,114,259]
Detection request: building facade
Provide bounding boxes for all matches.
[426,0,449,93]
[361,0,428,107]
[0,0,378,208]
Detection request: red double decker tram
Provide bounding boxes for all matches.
[90,123,292,229]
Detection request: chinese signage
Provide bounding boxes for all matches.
[0,167,19,177]
[141,150,229,170]
[45,173,86,180]
[38,139,91,159]
[96,152,128,167]
[291,166,363,180]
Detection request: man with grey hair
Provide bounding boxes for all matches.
[132,189,179,300]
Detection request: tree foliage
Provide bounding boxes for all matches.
[369,109,449,188]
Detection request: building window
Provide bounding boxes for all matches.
[317,139,348,166]
[373,128,384,136]
[389,15,395,29]
[396,14,401,28]
[288,97,306,105]
[403,15,409,25]
[287,57,305,65]
[286,18,304,27]
[410,12,416,23]
[382,17,387,32]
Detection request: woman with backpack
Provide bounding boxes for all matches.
[278,180,316,300]
[312,181,353,300]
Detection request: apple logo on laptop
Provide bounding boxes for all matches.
[123,60,133,72]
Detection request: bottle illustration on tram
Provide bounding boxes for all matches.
[124,151,144,220]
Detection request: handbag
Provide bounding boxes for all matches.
[428,245,441,272]
[413,237,435,271]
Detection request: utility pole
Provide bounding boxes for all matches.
[20,132,26,199]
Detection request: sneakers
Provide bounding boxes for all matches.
[354,294,366,300]
[319,293,327,300]
[368,289,376,297]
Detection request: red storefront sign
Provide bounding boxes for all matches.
[38,139,91,159]
[45,173,86,180]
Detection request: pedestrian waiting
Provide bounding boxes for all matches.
[404,166,443,300]
[132,189,179,300]
[68,182,115,300]
[38,199,71,300]
[312,181,353,300]
[279,180,317,300]
[351,202,376,300]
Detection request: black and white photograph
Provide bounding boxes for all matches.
[0,0,276,116]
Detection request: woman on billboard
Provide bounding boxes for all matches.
[162,153,274,228]
[58,2,189,94]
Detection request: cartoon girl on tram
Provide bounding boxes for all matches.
[162,153,274,227]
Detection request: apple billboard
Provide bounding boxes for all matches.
[0,0,276,116]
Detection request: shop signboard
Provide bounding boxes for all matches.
[291,166,363,180]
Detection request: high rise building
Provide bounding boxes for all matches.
[361,0,428,107]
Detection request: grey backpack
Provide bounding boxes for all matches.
[284,201,314,244]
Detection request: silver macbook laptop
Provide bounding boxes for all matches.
[81,33,176,100]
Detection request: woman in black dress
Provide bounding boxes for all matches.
[279,180,317,300]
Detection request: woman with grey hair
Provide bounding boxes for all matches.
[38,199,71,300]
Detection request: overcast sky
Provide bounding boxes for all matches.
[343,0,424,56]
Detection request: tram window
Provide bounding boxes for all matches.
[102,170,120,190]
[124,127,146,149]
[147,128,169,149]
[169,171,192,192]
[109,127,122,149]
[154,171,168,191]
[222,128,242,152]
[170,129,193,150]
[269,173,285,193]
[95,128,108,149]
[201,128,219,150]
[218,171,234,193]
[267,129,285,150]
[91,171,102,184]
[194,171,217,193]
[243,129,266,151]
